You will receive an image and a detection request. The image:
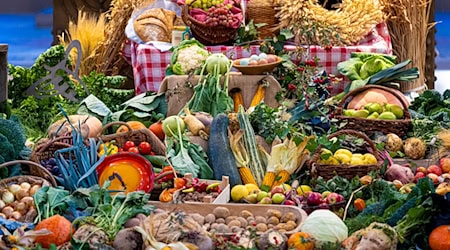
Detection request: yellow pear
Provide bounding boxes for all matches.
[350,157,365,165]
[334,149,353,158]
[363,153,378,164]
[335,153,351,164]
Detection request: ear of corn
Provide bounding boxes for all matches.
[238,167,258,185]
[261,171,276,192]
[233,90,244,112]
[272,170,290,187]
[249,84,266,108]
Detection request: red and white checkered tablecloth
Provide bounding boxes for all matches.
[123,22,392,94]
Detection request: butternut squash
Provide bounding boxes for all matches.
[116,121,147,133]
[47,115,102,138]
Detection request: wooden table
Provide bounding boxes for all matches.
[0,44,8,115]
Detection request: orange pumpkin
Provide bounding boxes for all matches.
[34,215,73,248]
[116,121,147,133]
[288,232,315,250]
[429,225,450,250]
[149,120,165,140]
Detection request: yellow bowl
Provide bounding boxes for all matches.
[233,56,282,75]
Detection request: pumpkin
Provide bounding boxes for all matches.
[34,215,73,248]
[429,225,450,250]
[287,232,315,250]
[48,115,103,138]
[116,121,147,133]
[347,88,408,110]
[149,120,165,140]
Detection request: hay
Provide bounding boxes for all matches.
[379,0,435,93]
[60,11,106,76]
[95,0,151,76]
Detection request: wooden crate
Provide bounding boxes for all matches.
[172,173,230,204]
[147,202,308,235]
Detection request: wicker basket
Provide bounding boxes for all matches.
[100,121,166,155]
[0,160,57,187]
[30,136,72,166]
[181,5,238,45]
[247,0,279,38]
[310,130,382,180]
[334,85,412,137]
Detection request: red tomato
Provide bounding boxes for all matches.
[123,141,136,151]
[128,146,140,154]
[138,142,152,155]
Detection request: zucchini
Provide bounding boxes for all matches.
[208,113,242,186]
[237,105,266,186]
[143,155,167,168]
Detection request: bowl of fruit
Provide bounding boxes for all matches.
[233,53,282,75]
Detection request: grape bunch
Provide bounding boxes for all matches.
[204,4,236,28]
[186,0,224,11]
[40,158,62,179]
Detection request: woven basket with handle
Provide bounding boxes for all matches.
[30,136,72,166]
[100,121,166,155]
[0,160,57,188]
[334,85,412,137]
[247,0,279,38]
[310,129,382,180]
[181,5,238,45]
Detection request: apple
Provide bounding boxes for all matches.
[326,192,344,204]
[414,172,426,183]
[272,193,286,204]
[245,193,258,203]
[416,166,427,174]
[306,192,322,206]
[427,165,442,176]
[321,191,331,199]
[257,191,270,202]
[427,173,439,184]
[260,197,273,204]
[318,202,330,209]
[283,199,296,206]
[270,185,286,196]
[439,157,450,173]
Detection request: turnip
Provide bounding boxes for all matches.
[205,53,231,74]
[162,116,185,137]
[379,150,414,184]
[113,228,144,250]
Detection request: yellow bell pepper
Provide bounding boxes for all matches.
[98,142,119,156]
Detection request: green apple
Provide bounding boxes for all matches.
[321,191,331,199]
[257,191,270,202]
[245,193,258,203]
[260,197,273,204]
[272,193,286,204]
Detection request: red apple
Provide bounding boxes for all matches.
[427,165,442,176]
[318,202,330,209]
[427,173,439,184]
[283,199,296,206]
[306,192,322,206]
[439,157,450,173]
[326,192,344,205]
[270,186,286,196]
[416,166,427,174]
[414,172,426,183]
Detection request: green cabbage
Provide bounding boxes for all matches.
[301,209,348,243]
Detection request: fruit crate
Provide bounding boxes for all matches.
[171,173,230,204]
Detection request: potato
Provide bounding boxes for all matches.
[286,220,297,228]
[213,207,230,219]
[284,222,296,231]
[256,223,268,232]
[255,216,267,224]
[266,209,282,219]
[267,216,279,225]
[210,223,220,231]
[230,226,242,233]
[281,212,296,223]
[216,224,231,234]
[216,218,225,224]
[204,213,216,224]
[246,216,255,223]
[237,217,248,228]
[239,210,253,219]
[190,213,205,225]
[275,223,286,230]
[227,220,241,228]
[225,216,237,225]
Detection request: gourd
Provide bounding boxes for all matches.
[428,225,450,250]
[208,114,242,187]
[287,232,315,250]
[47,115,102,138]
[116,121,147,133]
[34,215,73,248]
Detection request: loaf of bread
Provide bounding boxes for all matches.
[134,8,177,43]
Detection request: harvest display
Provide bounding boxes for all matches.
[1,0,448,249]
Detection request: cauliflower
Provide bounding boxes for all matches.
[167,39,209,75]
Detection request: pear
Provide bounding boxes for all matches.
[365,103,383,114]
[378,111,397,120]
[343,109,356,117]
[353,109,370,118]
[367,112,379,119]
[385,104,404,119]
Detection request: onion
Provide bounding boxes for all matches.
[29,185,41,196]
[2,191,14,204]
[15,189,29,200]
[0,213,6,219]
[0,200,5,210]
[15,202,27,214]
[20,182,31,192]
[10,211,21,220]
[2,206,13,217]
[8,184,21,195]
[21,197,34,207]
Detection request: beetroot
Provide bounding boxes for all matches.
[379,150,414,184]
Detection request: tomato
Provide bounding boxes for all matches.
[128,146,140,154]
[123,141,136,151]
[138,142,152,155]
[174,178,186,189]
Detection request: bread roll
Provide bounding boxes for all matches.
[134,8,177,43]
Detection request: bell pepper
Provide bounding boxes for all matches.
[98,142,119,156]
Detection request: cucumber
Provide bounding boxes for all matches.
[143,155,167,168]
[208,113,242,186]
